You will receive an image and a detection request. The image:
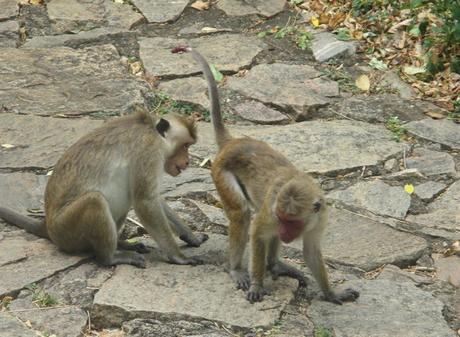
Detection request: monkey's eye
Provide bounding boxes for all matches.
[183,143,190,150]
[313,201,321,213]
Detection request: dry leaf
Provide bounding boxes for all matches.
[29,0,44,4]
[355,74,370,91]
[201,27,218,33]
[1,144,15,149]
[311,16,320,27]
[424,111,446,119]
[191,0,209,11]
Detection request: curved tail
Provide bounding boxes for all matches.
[0,207,49,238]
[172,46,231,149]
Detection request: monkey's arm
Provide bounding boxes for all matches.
[161,200,208,247]
[303,236,359,304]
[0,206,48,238]
[134,197,202,265]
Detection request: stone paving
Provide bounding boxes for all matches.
[0,1,459,337]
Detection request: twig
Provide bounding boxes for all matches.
[8,305,76,313]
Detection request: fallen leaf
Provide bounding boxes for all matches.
[369,57,388,70]
[403,65,426,75]
[355,74,371,91]
[311,16,320,27]
[191,0,209,11]
[210,64,223,82]
[201,27,218,33]
[28,0,44,4]
[404,183,415,194]
[424,111,445,119]
[1,144,15,149]
[388,18,413,33]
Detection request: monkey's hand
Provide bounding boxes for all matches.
[229,269,250,290]
[246,284,267,303]
[168,254,204,266]
[324,288,360,305]
[180,232,209,247]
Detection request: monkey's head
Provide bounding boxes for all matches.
[156,115,197,177]
[274,177,325,243]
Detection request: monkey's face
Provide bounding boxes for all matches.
[276,211,306,243]
[164,143,192,176]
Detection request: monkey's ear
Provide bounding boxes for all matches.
[156,118,170,137]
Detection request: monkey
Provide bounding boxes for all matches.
[0,105,208,268]
[172,46,359,304]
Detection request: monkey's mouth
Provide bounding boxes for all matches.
[175,165,183,174]
[277,213,305,243]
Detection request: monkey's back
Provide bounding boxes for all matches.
[212,137,297,206]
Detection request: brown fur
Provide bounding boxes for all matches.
[183,47,359,303]
[0,107,207,267]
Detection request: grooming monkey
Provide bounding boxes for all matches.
[0,106,208,267]
[173,47,359,304]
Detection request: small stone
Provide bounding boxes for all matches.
[312,32,357,62]
[216,0,286,17]
[406,148,456,176]
[131,0,188,23]
[384,158,397,171]
[232,101,290,124]
[307,279,455,337]
[227,63,338,120]
[433,254,460,287]
[415,181,446,200]
[328,180,411,218]
[406,119,460,150]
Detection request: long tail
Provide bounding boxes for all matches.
[172,46,231,149]
[0,206,49,238]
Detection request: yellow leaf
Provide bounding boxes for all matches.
[311,17,320,27]
[404,184,415,194]
[1,144,15,149]
[355,74,370,91]
[191,0,209,10]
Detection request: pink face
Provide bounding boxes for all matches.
[276,212,306,243]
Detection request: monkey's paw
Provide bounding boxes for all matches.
[181,233,209,247]
[246,285,267,303]
[169,255,204,266]
[230,270,250,291]
[325,288,360,305]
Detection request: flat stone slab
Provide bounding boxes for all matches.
[407,181,460,240]
[312,32,357,62]
[0,114,103,169]
[406,119,460,149]
[232,101,290,124]
[328,180,411,219]
[161,167,215,198]
[216,0,286,17]
[47,0,143,30]
[0,173,47,213]
[140,34,264,77]
[0,233,86,296]
[192,200,227,227]
[0,45,145,116]
[307,279,456,337]
[406,148,456,176]
[382,70,417,99]
[92,264,297,329]
[0,21,18,47]
[415,181,447,200]
[0,0,18,20]
[132,0,188,23]
[322,94,429,123]
[227,63,339,120]
[0,312,36,337]
[194,120,404,174]
[434,254,460,287]
[288,207,428,270]
[158,77,209,109]
[22,27,130,48]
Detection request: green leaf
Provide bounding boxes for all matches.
[410,0,423,9]
[369,57,388,70]
[210,64,224,82]
[257,31,268,38]
[409,25,421,37]
[336,28,351,41]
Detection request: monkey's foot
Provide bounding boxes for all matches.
[180,232,209,247]
[270,262,307,287]
[230,269,250,291]
[246,284,267,303]
[106,251,146,268]
[324,288,360,305]
[168,254,204,266]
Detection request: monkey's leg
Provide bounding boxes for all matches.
[54,192,146,268]
[267,238,306,287]
[134,197,203,265]
[303,238,359,304]
[162,200,209,247]
[214,171,251,290]
[247,232,267,303]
